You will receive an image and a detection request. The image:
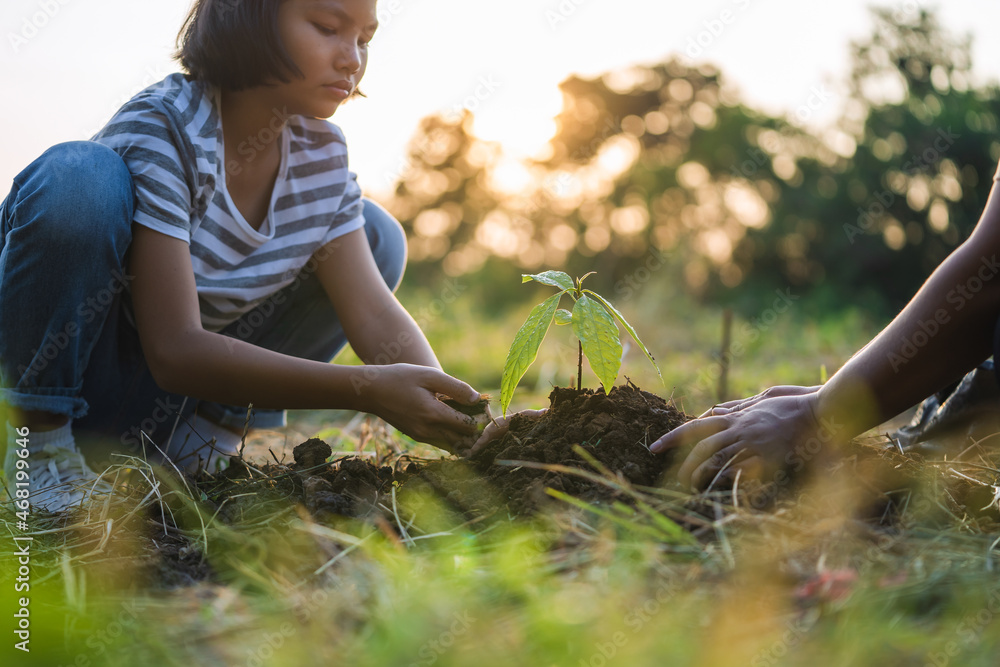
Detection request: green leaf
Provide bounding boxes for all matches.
[572,295,622,395]
[554,309,573,326]
[585,290,663,384]
[523,271,574,292]
[500,293,562,416]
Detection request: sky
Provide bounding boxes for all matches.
[2,0,1000,199]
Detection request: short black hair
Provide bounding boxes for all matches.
[175,0,301,91]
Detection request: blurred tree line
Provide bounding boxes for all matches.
[383,7,1000,319]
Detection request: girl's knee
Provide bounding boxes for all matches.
[13,142,134,249]
[362,198,407,290]
[36,142,133,210]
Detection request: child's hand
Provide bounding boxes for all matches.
[361,363,482,452]
[651,391,828,490]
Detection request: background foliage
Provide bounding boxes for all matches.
[386,8,1000,320]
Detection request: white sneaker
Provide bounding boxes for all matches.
[4,424,113,513]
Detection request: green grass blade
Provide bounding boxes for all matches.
[546,489,671,541]
[585,290,663,384]
[633,498,698,545]
[572,295,622,395]
[500,292,562,415]
[523,271,574,291]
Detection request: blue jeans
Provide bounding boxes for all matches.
[0,141,406,456]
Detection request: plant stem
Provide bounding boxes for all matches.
[718,309,733,403]
[577,340,583,391]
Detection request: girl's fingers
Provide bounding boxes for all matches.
[434,402,479,434]
[435,426,480,453]
[650,416,728,454]
[466,408,547,457]
[465,417,507,456]
[425,371,481,405]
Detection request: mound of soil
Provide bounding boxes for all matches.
[108,384,1000,589]
[185,383,690,525]
[251,384,689,522]
[112,384,688,587]
[410,384,688,516]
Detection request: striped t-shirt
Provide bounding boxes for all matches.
[93,73,365,331]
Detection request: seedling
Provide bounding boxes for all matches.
[500,270,662,416]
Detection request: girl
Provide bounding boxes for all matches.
[0,0,483,512]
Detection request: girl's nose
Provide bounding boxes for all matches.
[337,41,362,74]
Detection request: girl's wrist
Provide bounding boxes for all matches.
[331,364,378,414]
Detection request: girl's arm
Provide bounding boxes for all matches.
[314,227,441,371]
[313,227,477,445]
[652,174,1000,489]
[129,225,480,450]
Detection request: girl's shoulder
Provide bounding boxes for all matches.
[114,73,208,116]
[95,73,217,143]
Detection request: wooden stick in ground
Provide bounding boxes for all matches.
[717,308,733,404]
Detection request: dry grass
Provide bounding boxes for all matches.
[3,407,1000,667]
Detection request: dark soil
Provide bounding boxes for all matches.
[260,384,689,521]
[78,383,1000,589]
[411,384,688,516]
[101,383,689,587]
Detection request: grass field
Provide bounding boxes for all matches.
[4,280,1000,667]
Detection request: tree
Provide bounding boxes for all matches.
[387,6,1000,318]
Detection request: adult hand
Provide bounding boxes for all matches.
[651,391,832,491]
[361,364,482,453]
[700,385,821,417]
[464,408,548,457]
